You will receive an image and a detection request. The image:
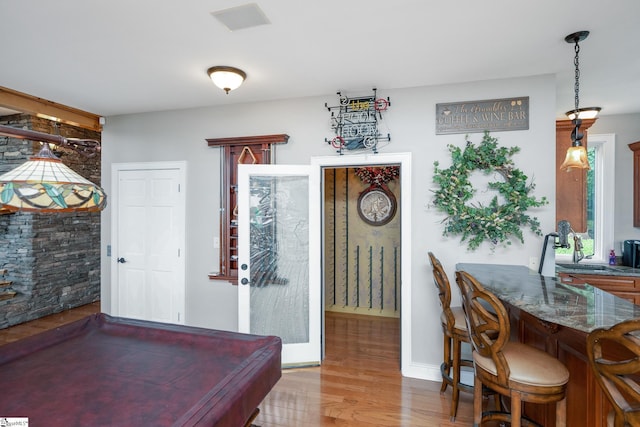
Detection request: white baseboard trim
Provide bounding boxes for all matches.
[401,361,441,381]
[402,361,475,387]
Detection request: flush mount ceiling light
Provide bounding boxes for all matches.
[0,124,106,213]
[207,66,246,94]
[560,31,601,172]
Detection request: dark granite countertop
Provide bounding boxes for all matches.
[556,262,640,277]
[455,263,640,334]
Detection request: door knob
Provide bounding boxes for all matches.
[240,278,249,285]
[117,257,127,264]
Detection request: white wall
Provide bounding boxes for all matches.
[590,112,640,249]
[101,74,556,378]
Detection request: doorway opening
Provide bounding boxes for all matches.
[323,164,401,363]
[312,152,412,373]
[323,166,400,317]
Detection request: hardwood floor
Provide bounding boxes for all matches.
[0,304,477,426]
[255,312,475,426]
[0,302,101,345]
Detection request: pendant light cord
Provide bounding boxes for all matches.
[573,39,581,113]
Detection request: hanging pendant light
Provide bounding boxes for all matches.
[560,31,601,172]
[0,125,106,213]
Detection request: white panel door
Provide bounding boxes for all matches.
[111,163,186,324]
[237,164,320,366]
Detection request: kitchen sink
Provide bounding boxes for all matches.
[556,263,622,272]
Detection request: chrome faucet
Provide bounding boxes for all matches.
[558,220,571,249]
[572,232,585,263]
[538,220,573,276]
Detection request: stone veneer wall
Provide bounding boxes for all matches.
[0,114,102,328]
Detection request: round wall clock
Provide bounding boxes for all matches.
[357,186,397,226]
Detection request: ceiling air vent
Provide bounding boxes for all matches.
[211,3,271,31]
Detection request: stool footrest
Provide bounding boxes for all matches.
[482,409,543,427]
[440,360,474,394]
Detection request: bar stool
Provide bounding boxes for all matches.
[428,252,473,420]
[587,318,640,427]
[455,270,569,427]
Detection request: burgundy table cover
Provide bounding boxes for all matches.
[0,313,282,426]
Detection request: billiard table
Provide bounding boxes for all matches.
[0,313,282,426]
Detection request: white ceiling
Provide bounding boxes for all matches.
[1,1,638,119]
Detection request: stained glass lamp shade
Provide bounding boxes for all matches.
[0,143,106,212]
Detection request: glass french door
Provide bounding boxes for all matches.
[237,164,320,366]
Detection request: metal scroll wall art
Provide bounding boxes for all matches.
[325,88,391,154]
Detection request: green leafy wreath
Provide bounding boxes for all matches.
[432,131,548,250]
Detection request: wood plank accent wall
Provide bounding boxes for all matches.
[323,167,400,318]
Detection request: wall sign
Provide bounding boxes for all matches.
[436,96,529,135]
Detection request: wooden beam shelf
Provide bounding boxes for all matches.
[0,86,102,132]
